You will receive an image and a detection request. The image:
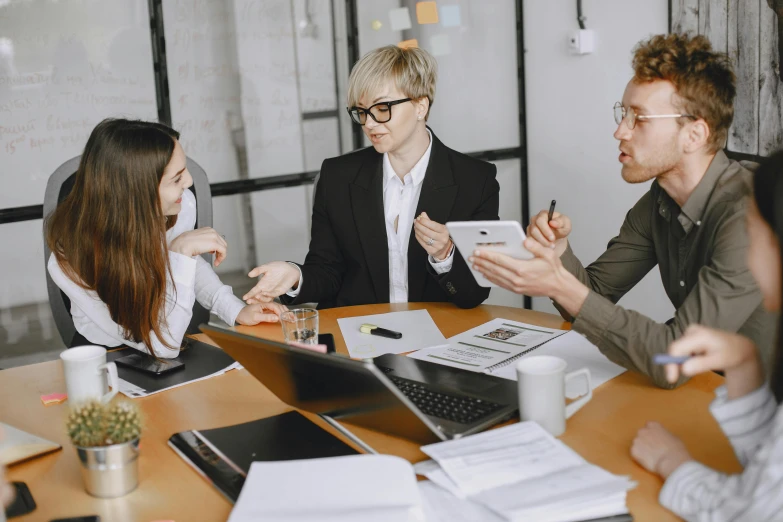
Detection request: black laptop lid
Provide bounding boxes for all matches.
[200,325,444,444]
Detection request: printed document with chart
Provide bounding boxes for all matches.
[408,318,566,373]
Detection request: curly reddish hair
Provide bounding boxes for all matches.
[632,34,736,153]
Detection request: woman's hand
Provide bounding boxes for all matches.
[631,422,692,479]
[243,262,301,303]
[169,227,228,266]
[414,212,453,260]
[665,325,763,399]
[235,302,289,325]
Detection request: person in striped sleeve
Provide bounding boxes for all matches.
[630,150,783,521]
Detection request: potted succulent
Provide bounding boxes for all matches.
[66,400,142,498]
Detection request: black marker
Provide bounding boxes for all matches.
[548,199,557,223]
[360,323,402,339]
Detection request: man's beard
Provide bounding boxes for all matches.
[620,139,680,184]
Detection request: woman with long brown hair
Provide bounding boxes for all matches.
[46,119,285,358]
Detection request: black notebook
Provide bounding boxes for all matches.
[168,411,360,503]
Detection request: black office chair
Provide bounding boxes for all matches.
[42,155,213,347]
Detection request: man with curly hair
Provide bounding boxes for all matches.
[470,33,776,389]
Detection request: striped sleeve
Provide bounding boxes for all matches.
[658,385,783,521]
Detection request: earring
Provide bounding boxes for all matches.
[418,116,422,120]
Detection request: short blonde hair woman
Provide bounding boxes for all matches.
[246,46,500,309]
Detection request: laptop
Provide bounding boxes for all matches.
[200,324,519,444]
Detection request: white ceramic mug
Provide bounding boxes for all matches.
[60,346,119,405]
[516,355,592,436]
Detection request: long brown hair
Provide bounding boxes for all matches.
[753,151,783,401]
[46,118,181,356]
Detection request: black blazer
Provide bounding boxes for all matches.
[282,130,499,309]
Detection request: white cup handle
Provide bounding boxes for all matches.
[99,362,119,403]
[564,368,592,419]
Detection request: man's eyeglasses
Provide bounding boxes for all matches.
[613,102,696,130]
[347,98,412,125]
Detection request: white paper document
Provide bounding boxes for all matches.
[419,422,635,522]
[408,318,566,373]
[491,331,627,398]
[472,464,633,521]
[337,310,447,358]
[421,422,585,496]
[227,455,425,522]
[418,481,503,522]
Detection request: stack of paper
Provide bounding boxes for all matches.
[416,422,635,522]
[227,455,425,522]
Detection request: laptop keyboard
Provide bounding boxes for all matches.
[386,375,505,425]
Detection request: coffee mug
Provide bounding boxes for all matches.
[516,355,592,436]
[60,346,119,405]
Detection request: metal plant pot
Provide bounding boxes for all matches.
[75,438,139,498]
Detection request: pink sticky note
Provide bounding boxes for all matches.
[287,341,328,354]
[40,393,67,406]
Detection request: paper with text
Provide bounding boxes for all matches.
[408,318,566,373]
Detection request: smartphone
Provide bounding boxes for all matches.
[50,517,100,522]
[446,220,533,287]
[114,352,185,376]
[5,481,35,519]
[318,333,336,354]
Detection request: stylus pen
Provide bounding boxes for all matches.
[360,323,402,339]
[548,199,557,222]
[653,354,691,365]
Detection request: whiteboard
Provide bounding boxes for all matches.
[0,0,158,305]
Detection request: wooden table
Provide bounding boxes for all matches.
[2,303,740,521]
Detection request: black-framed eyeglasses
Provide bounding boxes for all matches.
[613,102,696,130]
[347,98,412,125]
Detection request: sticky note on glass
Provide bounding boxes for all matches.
[371,19,383,31]
[389,7,412,31]
[40,393,67,406]
[430,34,451,56]
[398,39,419,49]
[416,2,439,24]
[440,5,461,27]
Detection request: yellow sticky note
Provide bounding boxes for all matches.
[398,39,419,49]
[371,19,383,31]
[416,2,439,24]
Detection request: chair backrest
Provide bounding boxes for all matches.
[43,156,213,347]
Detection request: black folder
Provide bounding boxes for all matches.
[168,411,360,503]
[108,339,236,396]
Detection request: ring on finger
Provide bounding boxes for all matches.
[427,237,434,246]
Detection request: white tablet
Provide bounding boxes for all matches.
[446,220,533,287]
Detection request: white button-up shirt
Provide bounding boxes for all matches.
[289,129,453,302]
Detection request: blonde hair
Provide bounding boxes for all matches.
[347,45,438,120]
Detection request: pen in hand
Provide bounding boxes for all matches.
[547,199,557,223]
[653,354,691,365]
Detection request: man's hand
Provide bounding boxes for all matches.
[469,238,589,316]
[526,209,572,257]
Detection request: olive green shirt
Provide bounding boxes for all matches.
[558,151,776,389]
